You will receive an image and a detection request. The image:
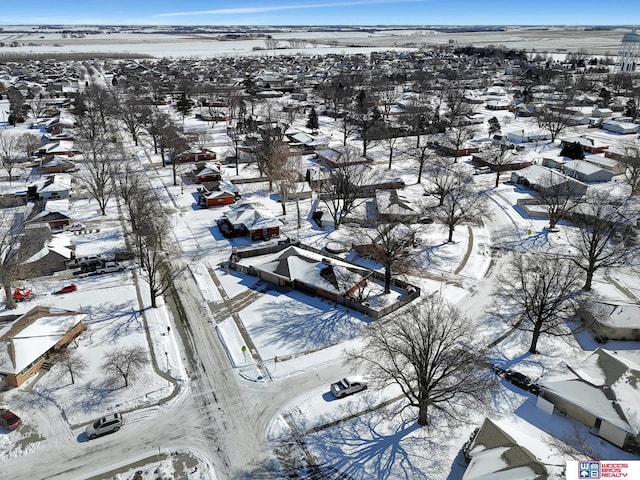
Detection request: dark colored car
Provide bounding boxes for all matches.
[54,284,77,295]
[504,370,532,389]
[0,409,22,431]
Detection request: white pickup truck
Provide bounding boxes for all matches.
[330,377,368,399]
[95,261,125,274]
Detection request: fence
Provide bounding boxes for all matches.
[229,242,420,320]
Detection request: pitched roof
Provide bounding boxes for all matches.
[539,349,640,434]
[0,306,85,376]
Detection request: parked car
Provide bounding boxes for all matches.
[95,261,125,274]
[330,377,368,399]
[0,408,22,431]
[504,370,532,389]
[66,223,85,232]
[85,413,124,439]
[53,283,77,295]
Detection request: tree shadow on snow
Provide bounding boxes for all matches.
[307,416,439,480]
[249,295,365,354]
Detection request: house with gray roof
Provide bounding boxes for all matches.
[537,348,640,453]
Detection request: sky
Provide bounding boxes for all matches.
[0,0,639,26]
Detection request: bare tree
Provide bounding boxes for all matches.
[75,143,123,215]
[26,93,49,123]
[498,253,582,354]
[126,189,183,308]
[444,125,477,161]
[436,177,487,243]
[102,346,149,388]
[411,139,433,185]
[21,132,41,160]
[535,74,576,142]
[424,157,465,206]
[0,129,22,185]
[619,140,640,197]
[571,191,638,291]
[271,150,300,216]
[83,81,115,130]
[0,212,35,310]
[115,92,149,146]
[535,172,583,230]
[359,221,417,293]
[264,37,279,50]
[350,294,493,426]
[483,145,520,188]
[319,150,370,230]
[57,349,88,385]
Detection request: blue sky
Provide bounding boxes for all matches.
[1,0,638,26]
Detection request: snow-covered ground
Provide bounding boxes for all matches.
[1,54,640,479]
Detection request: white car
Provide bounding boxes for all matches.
[330,377,368,399]
[95,261,125,274]
[85,413,124,439]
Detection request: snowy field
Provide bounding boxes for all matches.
[1,40,640,478]
[0,26,631,58]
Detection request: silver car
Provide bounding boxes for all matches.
[85,413,124,439]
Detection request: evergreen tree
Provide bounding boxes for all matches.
[487,116,501,138]
[306,107,319,132]
[560,141,584,160]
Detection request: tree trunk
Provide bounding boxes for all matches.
[4,284,16,310]
[281,199,286,216]
[584,270,594,291]
[417,402,428,426]
[448,224,455,243]
[150,289,158,308]
[494,171,501,188]
[70,370,75,384]
[384,264,392,294]
[529,319,543,354]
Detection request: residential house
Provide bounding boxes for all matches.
[560,136,609,154]
[537,348,640,453]
[374,190,419,223]
[37,140,78,157]
[197,181,240,208]
[578,302,640,341]
[287,132,329,153]
[316,147,369,169]
[195,164,223,184]
[506,130,552,144]
[472,152,532,171]
[583,155,626,175]
[220,204,283,241]
[26,199,72,229]
[592,107,614,118]
[236,245,370,303]
[177,147,217,163]
[22,174,72,201]
[561,160,614,183]
[39,156,76,174]
[602,120,640,135]
[463,418,548,480]
[0,306,85,387]
[511,165,588,196]
[19,225,75,275]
